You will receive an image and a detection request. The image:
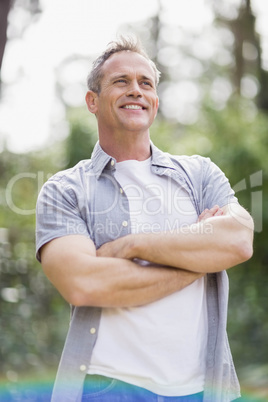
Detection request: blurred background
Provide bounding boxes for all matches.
[0,0,267,400]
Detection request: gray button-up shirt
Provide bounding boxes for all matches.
[36,141,241,402]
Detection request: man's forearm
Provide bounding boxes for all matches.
[86,259,203,308]
[97,204,254,273]
[56,256,203,308]
[128,221,242,273]
[41,235,203,309]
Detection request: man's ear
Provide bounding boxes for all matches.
[85,91,98,114]
[154,96,159,118]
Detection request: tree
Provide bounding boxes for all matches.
[214,0,268,111]
[0,0,11,92]
[0,0,41,95]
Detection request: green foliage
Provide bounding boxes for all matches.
[65,107,98,168]
[0,110,98,398]
[0,147,70,398]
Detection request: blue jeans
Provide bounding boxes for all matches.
[82,375,204,401]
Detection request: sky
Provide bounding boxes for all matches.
[0,0,268,153]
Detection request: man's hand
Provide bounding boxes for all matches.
[97,235,133,259]
[197,205,224,222]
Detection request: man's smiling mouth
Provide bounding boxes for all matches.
[121,104,145,110]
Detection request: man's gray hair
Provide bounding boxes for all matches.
[87,36,161,94]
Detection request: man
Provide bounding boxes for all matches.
[36,37,254,402]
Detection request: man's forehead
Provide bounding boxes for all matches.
[102,51,155,78]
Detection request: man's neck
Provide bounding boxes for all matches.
[99,133,151,162]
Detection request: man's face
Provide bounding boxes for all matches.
[93,51,159,139]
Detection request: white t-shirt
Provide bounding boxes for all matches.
[88,158,208,396]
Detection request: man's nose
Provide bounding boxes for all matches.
[126,81,142,97]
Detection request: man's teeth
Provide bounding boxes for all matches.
[123,105,142,109]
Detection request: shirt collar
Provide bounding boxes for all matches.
[91,140,177,179]
[91,141,116,179]
[150,142,177,170]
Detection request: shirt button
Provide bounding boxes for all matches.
[120,188,123,194]
[122,221,128,227]
[80,364,87,372]
[90,327,96,334]
[111,160,115,166]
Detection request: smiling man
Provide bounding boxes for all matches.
[85,49,159,161]
[36,36,254,402]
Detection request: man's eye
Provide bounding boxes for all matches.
[142,81,153,87]
[115,79,127,84]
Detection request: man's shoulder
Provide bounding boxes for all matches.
[151,142,209,167]
[167,152,211,172]
[151,143,213,180]
[47,159,94,186]
[170,153,208,163]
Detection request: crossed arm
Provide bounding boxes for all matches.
[40,203,253,308]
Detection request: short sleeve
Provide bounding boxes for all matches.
[202,158,238,210]
[35,178,90,262]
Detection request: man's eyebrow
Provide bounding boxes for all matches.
[110,73,155,84]
[140,75,155,84]
[110,73,129,81]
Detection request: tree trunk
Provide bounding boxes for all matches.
[0,0,11,92]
